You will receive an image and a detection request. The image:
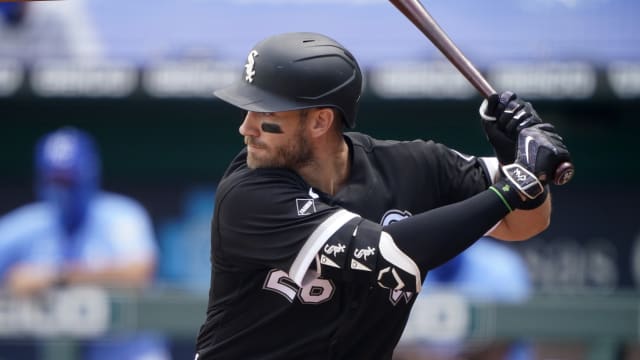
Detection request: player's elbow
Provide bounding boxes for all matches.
[489,207,551,241]
[512,209,551,241]
[523,213,550,240]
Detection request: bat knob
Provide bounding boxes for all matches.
[553,162,575,186]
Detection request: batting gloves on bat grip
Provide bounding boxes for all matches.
[480,91,543,165]
[490,123,571,211]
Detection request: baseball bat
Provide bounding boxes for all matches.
[388,0,574,186]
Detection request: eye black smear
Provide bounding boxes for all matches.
[261,122,283,134]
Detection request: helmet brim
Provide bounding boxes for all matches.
[214,82,311,114]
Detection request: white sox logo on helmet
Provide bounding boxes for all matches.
[245,50,259,83]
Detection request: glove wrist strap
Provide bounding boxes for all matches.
[501,164,545,199]
[489,164,547,211]
[518,185,549,210]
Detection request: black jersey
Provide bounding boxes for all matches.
[196,132,493,360]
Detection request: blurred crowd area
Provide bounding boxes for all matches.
[2,0,640,359]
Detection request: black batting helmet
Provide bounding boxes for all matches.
[214,32,363,128]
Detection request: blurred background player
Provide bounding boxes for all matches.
[0,127,170,360]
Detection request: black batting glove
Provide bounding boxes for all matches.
[515,123,571,184]
[479,91,542,164]
[491,123,571,211]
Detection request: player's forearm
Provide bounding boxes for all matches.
[488,192,551,241]
[62,261,156,288]
[384,188,512,271]
[5,265,58,297]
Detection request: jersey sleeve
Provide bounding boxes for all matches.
[0,204,61,276]
[420,143,505,236]
[348,133,496,211]
[421,142,494,204]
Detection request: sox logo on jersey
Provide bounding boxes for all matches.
[324,243,346,256]
[380,209,415,306]
[354,246,376,260]
[380,209,413,226]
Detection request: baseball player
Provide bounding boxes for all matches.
[195,32,571,359]
[0,127,170,360]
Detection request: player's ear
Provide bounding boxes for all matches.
[309,108,335,138]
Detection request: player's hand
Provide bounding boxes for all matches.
[499,123,571,204]
[515,123,571,183]
[479,91,542,164]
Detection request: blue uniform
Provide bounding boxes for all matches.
[0,127,169,360]
[0,192,169,360]
[0,192,157,275]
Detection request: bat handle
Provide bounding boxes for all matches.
[553,161,574,186]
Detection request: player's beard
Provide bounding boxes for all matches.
[246,117,313,170]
